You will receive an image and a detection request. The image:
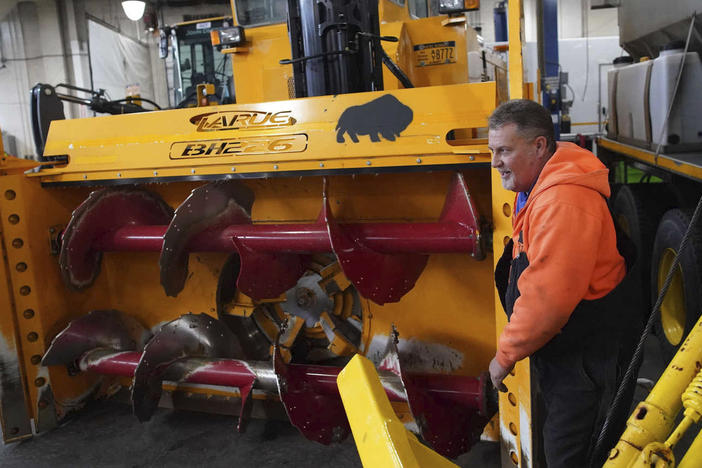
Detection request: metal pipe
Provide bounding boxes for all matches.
[92,222,477,254]
[604,313,702,467]
[78,349,483,409]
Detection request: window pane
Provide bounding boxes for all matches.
[409,0,428,18]
[235,0,287,26]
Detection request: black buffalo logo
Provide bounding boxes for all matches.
[336,94,413,143]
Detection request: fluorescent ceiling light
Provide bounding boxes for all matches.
[122,1,146,21]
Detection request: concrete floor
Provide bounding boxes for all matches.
[0,397,499,468]
[0,336,677,467]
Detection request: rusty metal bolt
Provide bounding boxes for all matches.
[15,262,27,272]
[30,355,42,365]
[27,332,38,342]
[34,377,46,387]
[23,309,34,319]
[11,238,23,248]
[5,190,16,200]
[8,214,19,224]
[19,285,30,296]
[37,400,48,409]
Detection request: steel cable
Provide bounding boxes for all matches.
[590,191,702,466]
[590,13,698,465]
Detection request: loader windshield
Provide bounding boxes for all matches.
[173,18,234,104]
[409,0,440,18]
[235,0,287,26]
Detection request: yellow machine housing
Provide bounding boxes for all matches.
[0,0,540,466]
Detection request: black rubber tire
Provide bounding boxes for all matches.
[651,209,702,360]
[611,184,675,323]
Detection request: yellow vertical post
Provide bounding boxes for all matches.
[508,0,525,100]
[492,1,533,467]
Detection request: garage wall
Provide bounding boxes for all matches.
[87,19,156,105]
[0,1,74,158]
[82,0,168,108]
[0,0,227,159]
[471,0,619,43]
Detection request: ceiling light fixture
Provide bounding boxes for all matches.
[121,1,146,21]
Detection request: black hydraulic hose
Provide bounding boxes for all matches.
[589,191,702,466]
[380,49,414,89]
[110,97,162,110]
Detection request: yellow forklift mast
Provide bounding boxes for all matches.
[0,0,539,465]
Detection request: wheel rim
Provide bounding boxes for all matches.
[658,248,686,346]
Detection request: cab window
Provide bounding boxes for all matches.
[409,0,428,18]
[409,0,441,18]
[235,0,287,27]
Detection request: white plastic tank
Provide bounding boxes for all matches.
[607,56,634,139]
[649,43,702,152]
[615,59,654,146]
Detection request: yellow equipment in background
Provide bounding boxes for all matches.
[604,312,702,467]
[0,0,541,465]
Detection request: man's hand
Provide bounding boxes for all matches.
[489,357,513,392]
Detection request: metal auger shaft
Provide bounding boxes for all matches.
[92,222,477,254]
[78,348,486,409]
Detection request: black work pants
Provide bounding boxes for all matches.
[532,333,635,468]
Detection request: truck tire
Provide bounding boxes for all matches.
[651,209,702,360]
[612,184,673,324]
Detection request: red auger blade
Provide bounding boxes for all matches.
[42,309,151,366]
[160,180,254,297]
[272,338,350,445]
[59,188,173,290]
[322,180,428,305]
[378,328,493,459]
[131,313,247,422]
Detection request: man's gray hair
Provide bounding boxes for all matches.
[488,99,557,155]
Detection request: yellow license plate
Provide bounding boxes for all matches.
[414,41,456,67]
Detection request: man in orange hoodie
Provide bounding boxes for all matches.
[488,99,637,467]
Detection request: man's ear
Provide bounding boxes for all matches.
[535,136,548,157]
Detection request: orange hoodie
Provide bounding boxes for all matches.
[496,142,626,369]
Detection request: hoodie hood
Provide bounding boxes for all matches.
[529,142,610,202]
[513,141,611,230]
